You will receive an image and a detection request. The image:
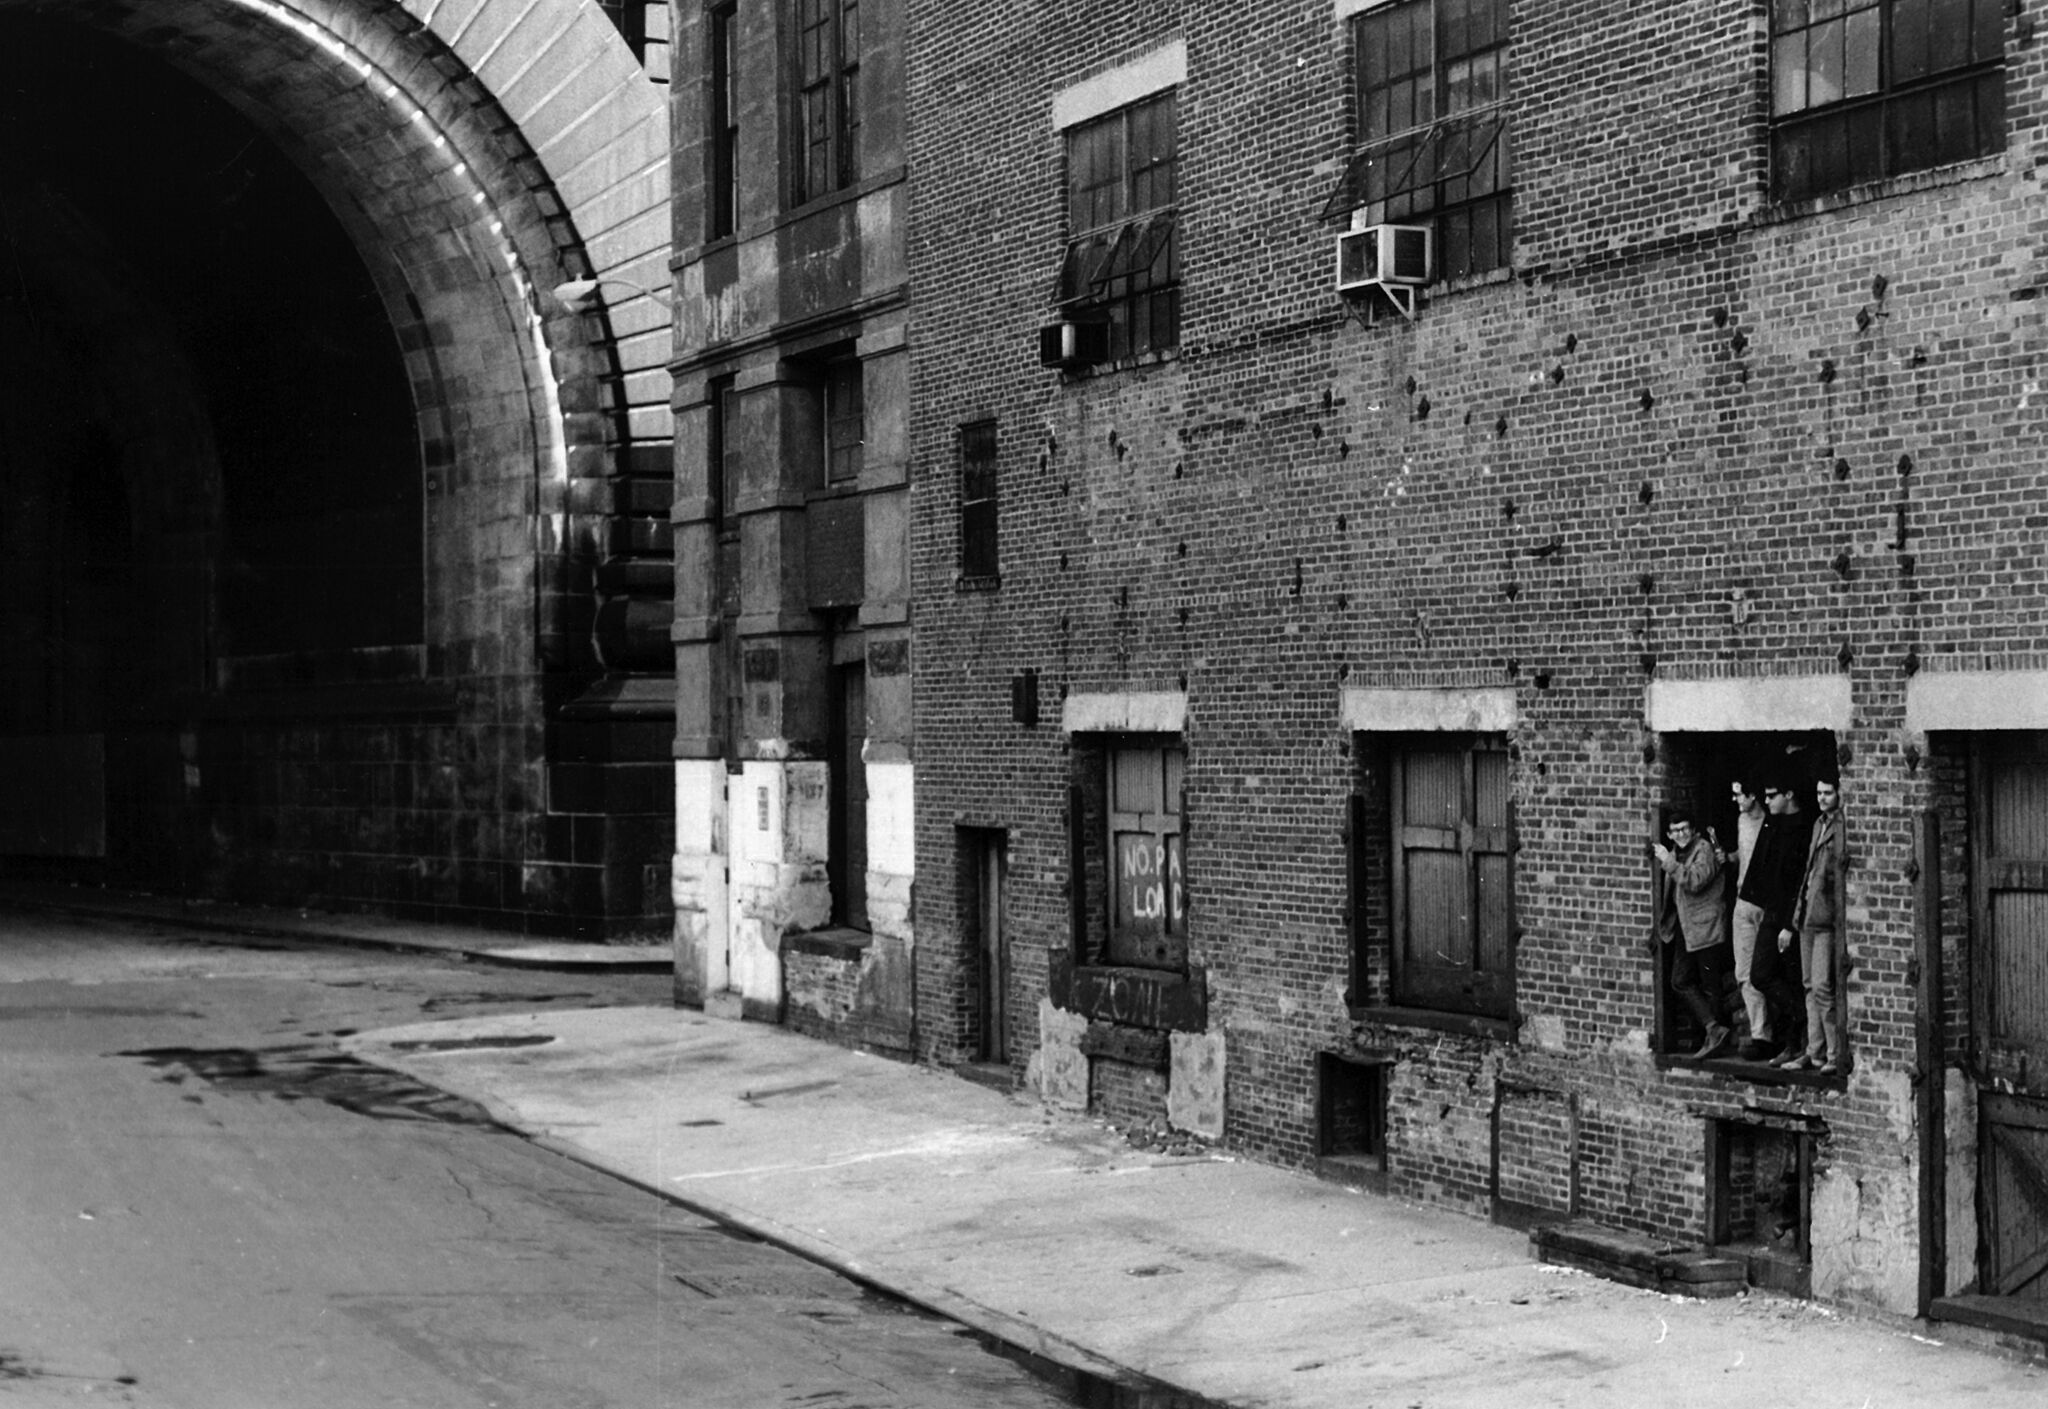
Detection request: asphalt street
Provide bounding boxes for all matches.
[0,911,1090,1409]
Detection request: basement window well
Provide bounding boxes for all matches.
[1317,1052,1388,1192]
[1706,1113,1817,1297]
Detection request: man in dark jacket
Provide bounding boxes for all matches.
[1741,777,1813,1063]
[1655,810,1733,1059]
[1781,777,1846,1073]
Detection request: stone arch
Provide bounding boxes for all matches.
[0,0,674,933]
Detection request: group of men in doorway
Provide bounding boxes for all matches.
[1652,772,1847,1073]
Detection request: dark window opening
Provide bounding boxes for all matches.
[1653,730,1841,1067]
[708,2,739,237]
[708,374,736,528]
[1356,734,1513,1019]
[1326,0,1512,282]
[793,0,860,206]
[959,419,999,584]
[824,357,864,483]
[1770,0,2003,202]
[1708,1116,1816,1296]
[1057,92,1179,360]
[828,652,868,930]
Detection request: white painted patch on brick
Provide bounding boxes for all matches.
[1061,690,1187,735]
[1051,41,1187,132]
[1645,675,1851,733]
[1525,1013,1567,1052]
[1905,669,2048,731]
[1038,1000,1090,1110]
[1340,685,1517,733]
[1167,1030,1225,1140]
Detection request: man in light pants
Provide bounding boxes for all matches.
[1727,777,1772,1059]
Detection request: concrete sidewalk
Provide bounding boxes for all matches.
[339,1004,2047,1409]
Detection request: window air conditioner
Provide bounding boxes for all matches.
[1038,317,1110,369]
[1335,223,1433,295]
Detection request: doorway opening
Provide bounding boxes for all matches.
[1654,730,1837,1064]
[960,828,1009,1066]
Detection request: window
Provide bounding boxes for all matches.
[1342,0,1511,282]
[1107,744,1186,969]
[823,357,863,483]
[793,0,860,205]
[958,420,998,583]
[1771,0,2004,201]
[708,2,738,237]
[1388,738,1512,1018]
[1057,92,1180,360]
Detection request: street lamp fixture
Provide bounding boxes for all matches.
[549,275,672,312]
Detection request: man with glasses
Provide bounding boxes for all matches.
[1741,776,1813,1064]
[1780,776,1847,1074]
[1726,777,1772,1059]
[1654,809,1734,1059]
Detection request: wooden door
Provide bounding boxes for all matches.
[1392,740,1512,1018]
[1973,736,2048,1301]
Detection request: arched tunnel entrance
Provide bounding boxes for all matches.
[0,2,675,937]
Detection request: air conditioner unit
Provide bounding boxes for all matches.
[1038,317,1110,369]
[1335,223,1433,295]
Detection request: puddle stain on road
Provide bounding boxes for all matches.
[118,1046,501,1126]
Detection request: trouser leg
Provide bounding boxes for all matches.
[1732,900,1769,1042]
[1753,924,1803,1053]
[1670,943,1724,1033]
[1802,927,1839,1062]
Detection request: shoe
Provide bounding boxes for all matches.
[1779,1053,1817,1072]
[1738,1040,1772,1061]
[1693,1024,1733,1060]
[1817,1059,1840,1076]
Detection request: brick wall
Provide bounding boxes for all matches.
[906,0,2048,1314]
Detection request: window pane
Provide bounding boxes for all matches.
[1847,103,1885,183]
[1388,5,1414,75]
[1359,13,1389,89]
[1844,5,1880,97]
[1929,0,1971,73]
[1440,0,1470,62]
[1893,0,1931,84]
[1811,16,1846,106]
[1440,206,1473,283]
[1889,85,1939,171]
[1773,0,1810,33]
[1974,0,2004,63]
[1814,0,1846,17]
[1931,72,1981,164]
[1977,68,2007,155]
[1773,32,1809,114]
